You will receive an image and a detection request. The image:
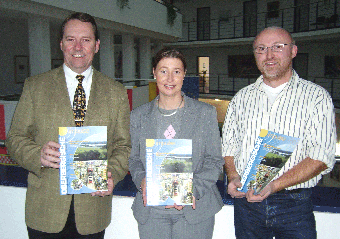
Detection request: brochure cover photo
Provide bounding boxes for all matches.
[59,126,108,195]
[146,139,193,206]
[239,129,300,194]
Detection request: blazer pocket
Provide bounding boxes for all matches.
[27,172,42,188]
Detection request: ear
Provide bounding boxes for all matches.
[152,68,156,79]
[291,44,298,59]
[95,39,100,53]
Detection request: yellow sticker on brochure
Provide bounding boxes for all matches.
[259,129,268,137]
[146,139,155,147]
[59,127,68,136]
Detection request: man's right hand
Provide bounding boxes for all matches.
[227,177,246,198]
[40,141,61,168]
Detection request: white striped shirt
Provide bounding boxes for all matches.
[222,70,336,189]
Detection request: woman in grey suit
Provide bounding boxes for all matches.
[129,48,224,239]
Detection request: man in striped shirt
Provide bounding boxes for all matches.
[222,26,336,239]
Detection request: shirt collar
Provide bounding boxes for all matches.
[253,69,299,92]
[63,64,92,84]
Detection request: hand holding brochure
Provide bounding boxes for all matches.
[239,129,300,194]
[146,139,193,206]
[59,126,108,195]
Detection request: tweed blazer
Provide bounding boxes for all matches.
[129,95,224,225]
[6,66,131,235]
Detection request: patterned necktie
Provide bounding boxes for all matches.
[73,75,86,127]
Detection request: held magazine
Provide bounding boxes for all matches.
[239,129,300,194]
[146,139,193,206]
[59,126,108,195]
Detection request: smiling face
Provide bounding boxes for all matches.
[60,19,100,74]
[153,57,185,99]
[254,28,297,86]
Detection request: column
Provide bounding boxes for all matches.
[122,34,135,82]
[99,29,115,78]
[28,17,51,76]
[139,37,152,80]
[153,42,164,57]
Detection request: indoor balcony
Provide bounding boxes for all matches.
[179,0,340,42]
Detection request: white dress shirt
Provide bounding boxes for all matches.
[63,64,93,106]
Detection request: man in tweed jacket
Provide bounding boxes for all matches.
[6,12,131,238]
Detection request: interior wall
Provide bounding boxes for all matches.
[0,18,27,96]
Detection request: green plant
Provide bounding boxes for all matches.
[166,3,177,26]
[117,0,130,10]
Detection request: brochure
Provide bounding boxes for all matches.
[59,126,108,195]
[239,129,300,194]
[146,139,193,206]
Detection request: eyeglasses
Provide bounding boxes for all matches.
[254,43,293,54]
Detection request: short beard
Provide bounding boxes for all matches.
[262,68,282,80]
[261,61,292,81]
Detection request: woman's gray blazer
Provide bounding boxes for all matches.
[129,95,224,225]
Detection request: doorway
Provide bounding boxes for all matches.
[198,56,209,93]
[197,7,210,41]
[293,53,308,79]
[294,0,310,32]
[243,1,257,37]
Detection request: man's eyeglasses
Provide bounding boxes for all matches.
[254,43,294,54]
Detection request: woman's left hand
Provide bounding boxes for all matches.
[164,196,196,210]
[165,204,184,210]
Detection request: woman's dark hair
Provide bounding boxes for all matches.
[152,47,187,71]
[60,12,99,41]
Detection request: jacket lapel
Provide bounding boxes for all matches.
[82,69,113,126]
[142,99,158,139]
[177,96,197,139]
[52,67,76,126]
[84,70,102,126]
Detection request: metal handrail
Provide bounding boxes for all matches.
[193,72,340,107]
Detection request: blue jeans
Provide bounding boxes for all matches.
[234,188,316,239]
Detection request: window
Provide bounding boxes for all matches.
[267,1,280,19]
